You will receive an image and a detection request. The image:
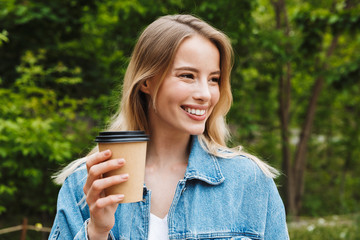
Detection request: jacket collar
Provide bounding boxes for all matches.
[184,136,225,185]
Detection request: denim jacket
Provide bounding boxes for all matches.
[49,137,289,240]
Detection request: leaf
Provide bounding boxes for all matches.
[328,15,339,24]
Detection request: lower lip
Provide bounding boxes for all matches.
[184,110,207,121]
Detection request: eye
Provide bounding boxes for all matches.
[210,77,220,83]
[179,73,194,79]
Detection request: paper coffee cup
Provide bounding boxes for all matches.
[95,131,149,203]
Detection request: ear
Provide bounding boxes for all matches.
[140,79,151,94]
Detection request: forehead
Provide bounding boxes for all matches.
[171,35,220,71]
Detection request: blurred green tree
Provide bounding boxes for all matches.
[0,49,101,218]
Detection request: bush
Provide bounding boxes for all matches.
[0,50,109,217]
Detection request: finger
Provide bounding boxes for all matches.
[87,158,125,186]
[91,194,125,210]
[83,159,126,195]
[86,173,129,203]
[86,150,112,172]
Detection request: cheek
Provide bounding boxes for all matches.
[165,84,191,103]
[211,87,220,106]
[206,88,220,118]
[156,85,185,110]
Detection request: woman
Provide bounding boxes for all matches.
[49,14,289,240]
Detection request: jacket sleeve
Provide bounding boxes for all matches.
[264,179,290,240]
[48,167,115,240]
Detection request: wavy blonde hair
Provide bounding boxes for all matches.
[54,14,278,184]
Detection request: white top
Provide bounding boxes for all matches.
[148,213,169,240]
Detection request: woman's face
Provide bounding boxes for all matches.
[145,35,220,137]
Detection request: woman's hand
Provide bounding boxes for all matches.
[83,150,128,240]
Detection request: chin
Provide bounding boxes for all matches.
[187,127,206,136]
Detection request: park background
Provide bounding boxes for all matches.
[0,0,359,239]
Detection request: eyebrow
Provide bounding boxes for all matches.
[174,66,220,75]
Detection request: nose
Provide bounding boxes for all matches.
[193,78,211,102]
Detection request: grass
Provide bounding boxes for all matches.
[288,213,360,240]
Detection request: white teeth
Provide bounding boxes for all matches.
[185,108,206,116]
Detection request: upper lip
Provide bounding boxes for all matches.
[181,104,209,110]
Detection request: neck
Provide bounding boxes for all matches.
[146,131,191,167]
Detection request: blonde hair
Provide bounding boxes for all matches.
[54,14,278,184]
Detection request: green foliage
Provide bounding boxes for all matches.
[0,30,8,47]
[230,0,360,216]
[0,49,106,216]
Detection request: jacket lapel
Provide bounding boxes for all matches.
[184,136,225,185]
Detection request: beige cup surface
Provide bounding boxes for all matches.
[98,141,147,203]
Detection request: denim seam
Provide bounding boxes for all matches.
[169,231,262,239]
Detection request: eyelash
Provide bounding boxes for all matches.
[179,74,220,83]
[179,73,194,79]
[211,77,220,83]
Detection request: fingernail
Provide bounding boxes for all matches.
[117,194,124,201]
[121,173,129,179]
[104,149,111,156]
[117,159,125,165]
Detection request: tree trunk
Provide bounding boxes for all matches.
[272,0,340,216]
[292,35,339,215]
[279,62,295,215]
[271,0,295,215]
[293,76,324,213]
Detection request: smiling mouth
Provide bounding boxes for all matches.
[182,107,206,116]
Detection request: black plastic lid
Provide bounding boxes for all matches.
[95,131,149,143]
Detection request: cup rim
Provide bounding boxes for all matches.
[95,131,149,143]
